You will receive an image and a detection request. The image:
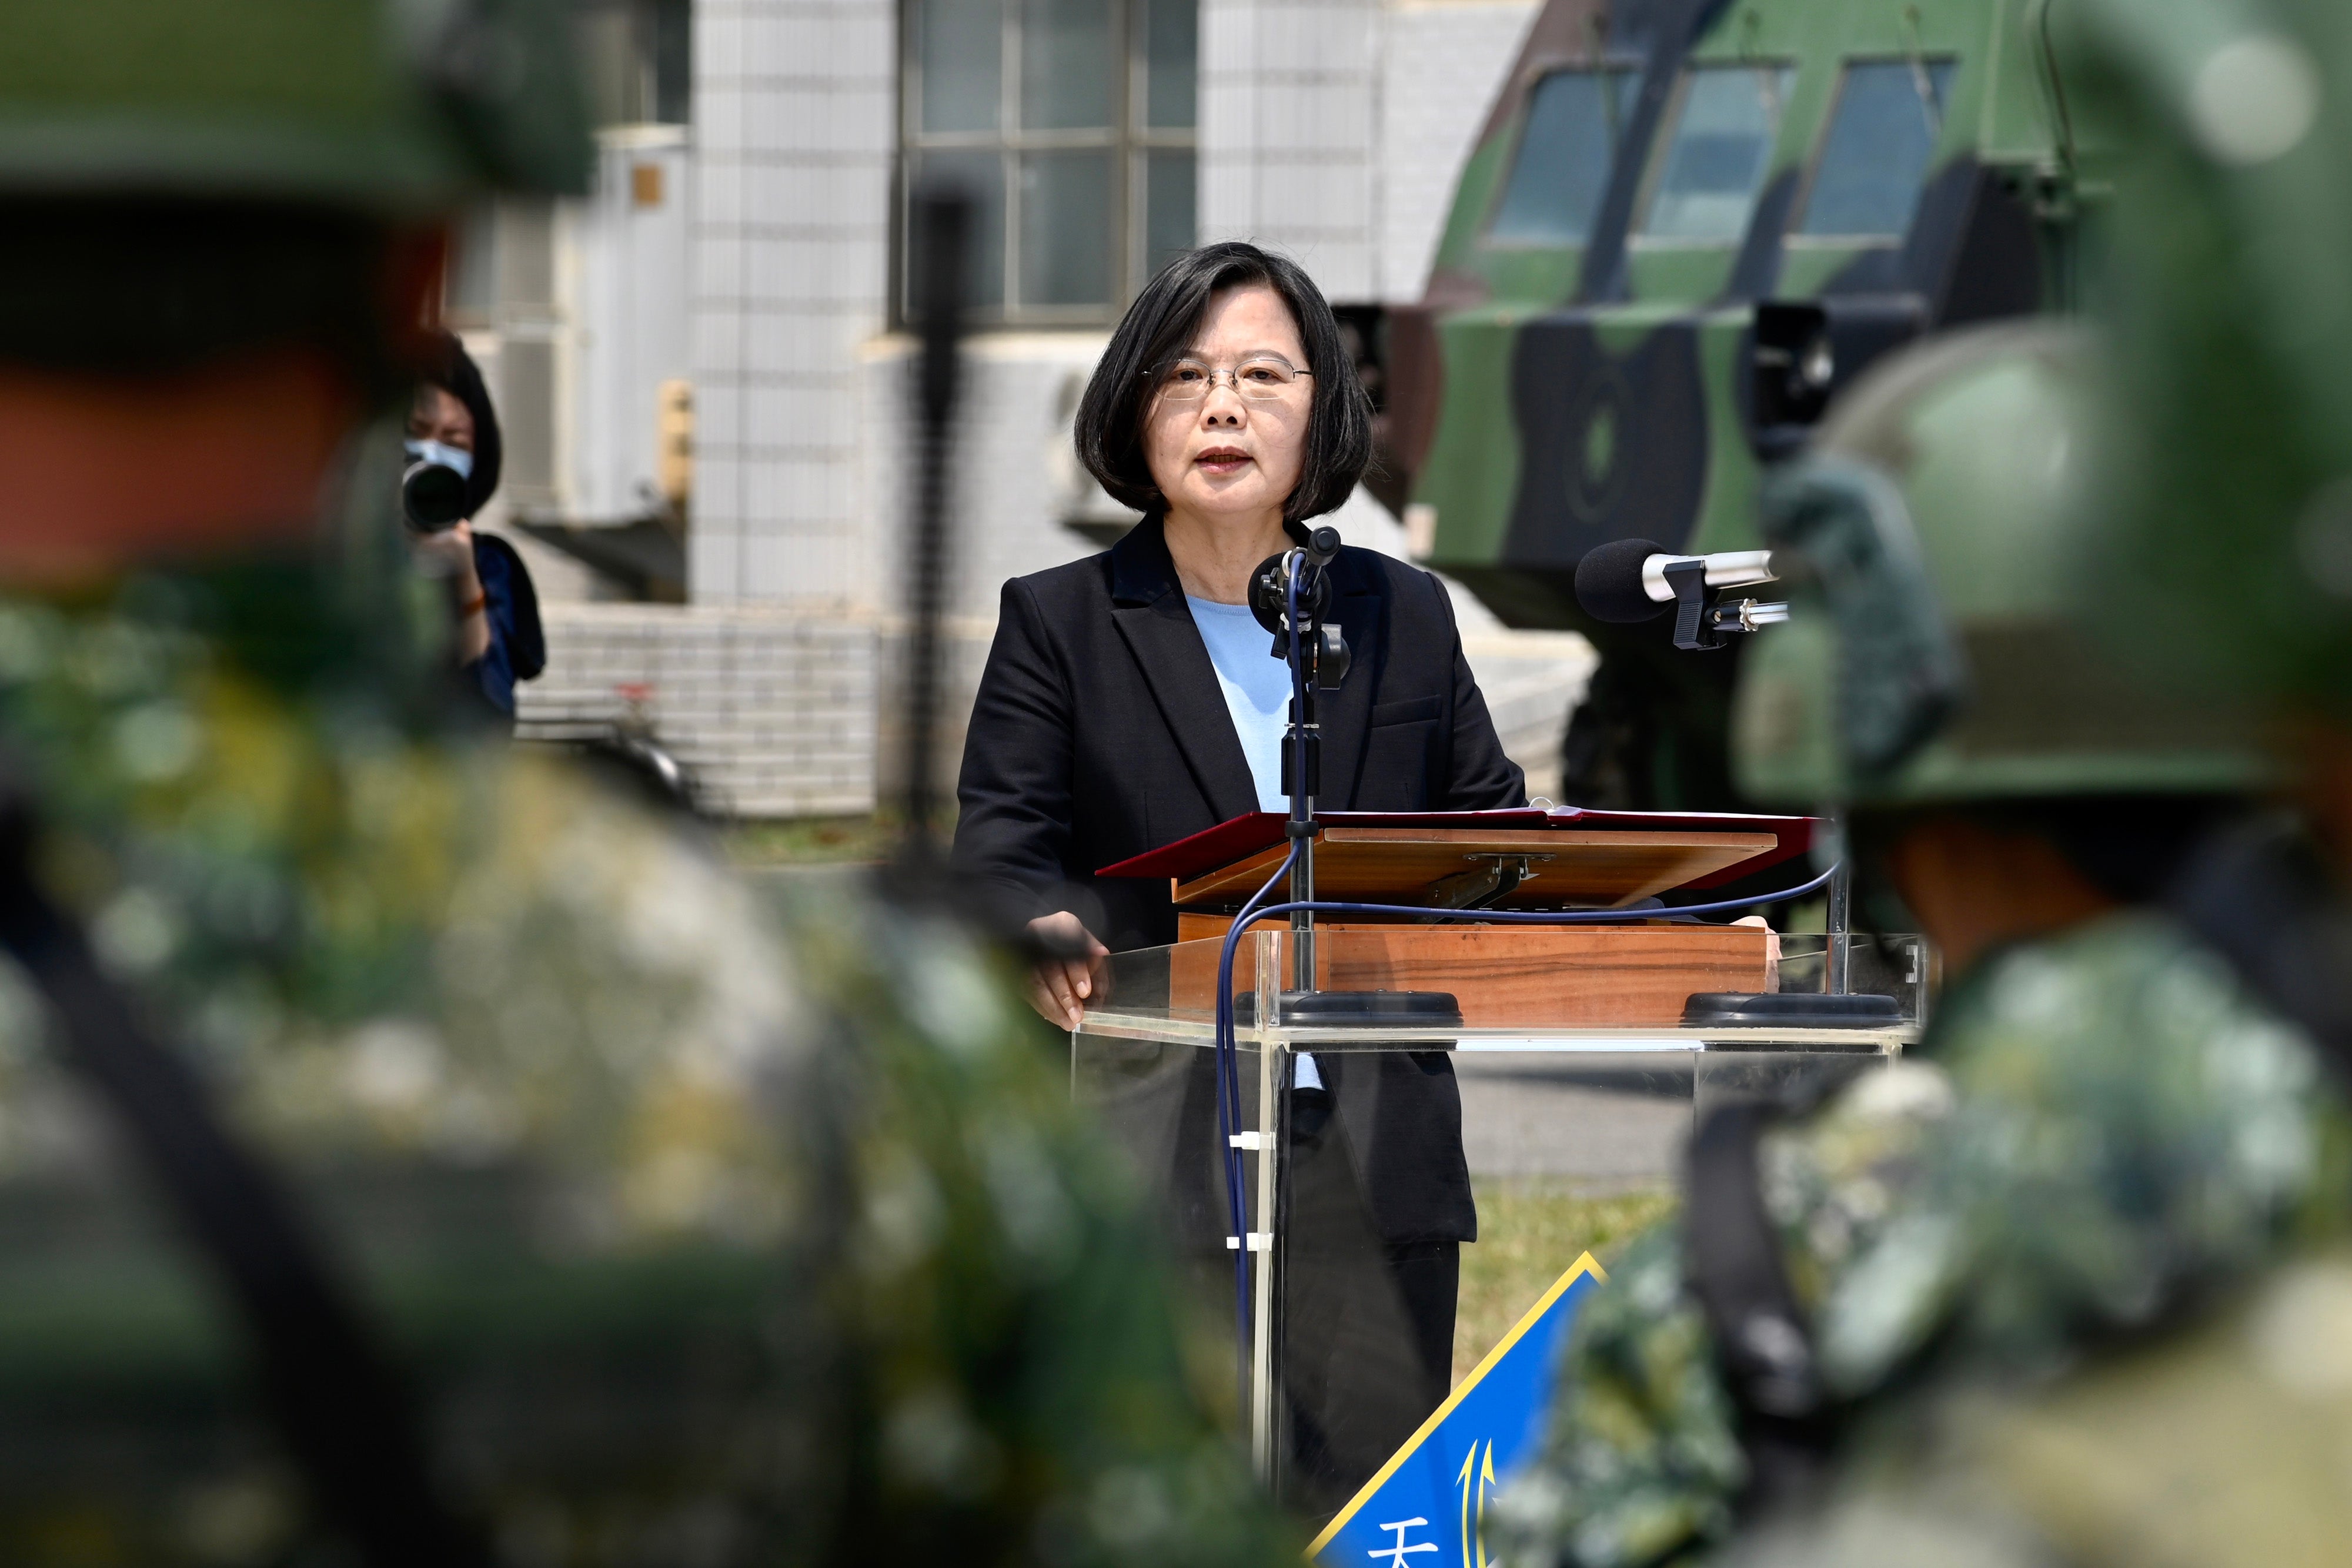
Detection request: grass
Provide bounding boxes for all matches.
[1169,1182,1678,1439]
[724,815,895,865]
[1452,1181,1676,1387]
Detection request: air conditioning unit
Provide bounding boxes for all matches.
[450,125,690,534]
[569,125,691,526]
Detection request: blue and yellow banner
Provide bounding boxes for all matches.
[1307,1253,1604,1568]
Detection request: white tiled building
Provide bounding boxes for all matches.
[491,0,1590,817]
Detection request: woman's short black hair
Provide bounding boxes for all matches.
[421,330,504,518]
[1074,240,1372,523]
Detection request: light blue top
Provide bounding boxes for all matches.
[1187,595,1292,814]
[1187,595,1323,1090]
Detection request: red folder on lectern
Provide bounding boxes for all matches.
[1098,808,1822,1028]
[1098,807,1818,897]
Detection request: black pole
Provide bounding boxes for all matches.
[903,184,970,852]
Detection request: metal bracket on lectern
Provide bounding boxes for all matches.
[1431,852,1553,911]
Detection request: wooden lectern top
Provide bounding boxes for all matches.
[1099,808,1819,914]
[1168,827,1779,911]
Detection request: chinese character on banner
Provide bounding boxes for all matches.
[1308,1253,1606,1568]
[1368,1517,1439,1568]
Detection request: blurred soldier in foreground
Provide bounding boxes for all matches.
[0,4,1285,1564]
[2064,0,2352,1008]
[1485,322,2352,1567]
[1946,0,2352,1557]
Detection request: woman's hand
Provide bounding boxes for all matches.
[1024,911,1108,1030]
[412,521,492,666]
[412,517,475,574]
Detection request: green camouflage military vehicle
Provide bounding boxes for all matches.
[1376,0,2106,809]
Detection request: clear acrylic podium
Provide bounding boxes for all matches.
[1072,925,1925,1520]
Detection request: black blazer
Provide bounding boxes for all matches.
[954,516,1527,949]
[954,518,1525,1249]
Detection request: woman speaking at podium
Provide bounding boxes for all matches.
[953,240,1527,1509]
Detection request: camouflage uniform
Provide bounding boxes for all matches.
[0,560,1286,1565]
[1732,0,2352,1553]
[1720,1,2352,1563]
[1489,325,2347,1567]
[1491,914,2350,1567]
[0,2,1290,1563]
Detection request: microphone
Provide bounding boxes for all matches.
[1247,525,1345,636]
[1576,537,1778,624]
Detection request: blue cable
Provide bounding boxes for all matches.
[1211,838,1298,1417]
[1240,861,1840,930]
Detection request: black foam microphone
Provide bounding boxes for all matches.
[1576,537,1675,623]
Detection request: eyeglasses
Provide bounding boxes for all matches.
[1148,355,1314,403]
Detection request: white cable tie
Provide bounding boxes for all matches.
[1228,1132,1265,1151]
[1225,1233,1273,1252]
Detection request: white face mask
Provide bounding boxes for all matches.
[403,438,474,479]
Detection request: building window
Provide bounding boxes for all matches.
[901,0,1198,324]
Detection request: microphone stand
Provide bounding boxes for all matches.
[1254,527,1339,1489]
[1285,552,1315,994]
[1277,529,1344,994]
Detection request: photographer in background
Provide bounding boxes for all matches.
[403,332,544,720]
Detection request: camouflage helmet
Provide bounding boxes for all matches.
[0,0,589,210]
[1733,320,2270,811]
[2053,0,2352,714]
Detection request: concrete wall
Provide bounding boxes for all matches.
[1377,0,1541,300]
[855,333,1122,623]
[1195,0,1536,302]
[1198,0,1382,298]
[690,0,896,608]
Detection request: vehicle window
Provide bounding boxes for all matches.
[1487,68,1635,245]
[1799,59,1959,237]
[1639,63,1795,242]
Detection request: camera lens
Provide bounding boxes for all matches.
[402,460,470,531]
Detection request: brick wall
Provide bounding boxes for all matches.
[517,603,883,817]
